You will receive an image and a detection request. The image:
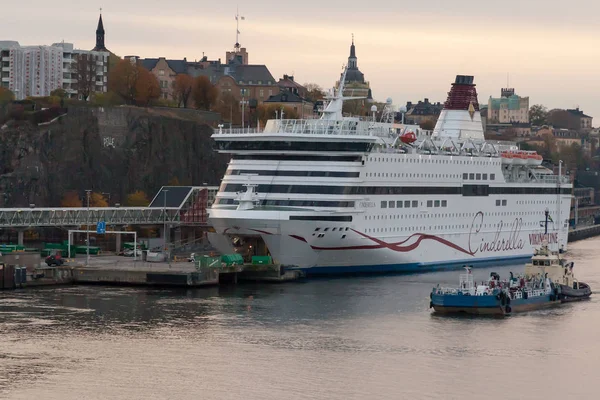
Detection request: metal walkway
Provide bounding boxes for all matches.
[0,186,219,228]
[0,207,181,228]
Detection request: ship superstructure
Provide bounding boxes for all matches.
[208,69,572,275]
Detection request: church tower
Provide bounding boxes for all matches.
[92,13,107,52]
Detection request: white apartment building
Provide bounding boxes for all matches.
[0,41,108,100]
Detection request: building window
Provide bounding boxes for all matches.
[269,90,273,96]
[476,173,481,180]
[442,200,447,207]
[434,200,440,207]
[502,200,507,206]
[427,200,433,207]
[389,201,395,208]
[404,200,410,208]
[490,174,495,180]
[381,201,387,208]
[469,173,475,180]
[259,89,264,98]
[463,173,468,180]
[483,173,488,180]
[159,69,165,76]
[496,200,501,206]
[397,201,403,208]
[412,200,418,208]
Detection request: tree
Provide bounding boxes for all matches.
[73,53,98,101]
[343,99,368,116]
[50,88,67,99]
[303,83,326,103]
[109,59,139,105]
[168,177,180,186]
[0,87,14,105]
[108,59,160,106]
[89,192,108,207]
[173,74,193,108]
[191,76,219,111]
[529,104,548,126]
[135,67,161,106]
[125,191,150,207]
[61,191,82,207]
[214,92,240,125]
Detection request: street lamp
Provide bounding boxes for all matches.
[85,190,91,266]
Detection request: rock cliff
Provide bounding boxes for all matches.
[0,106,228,207]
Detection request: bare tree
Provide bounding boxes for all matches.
[73,53,98,101]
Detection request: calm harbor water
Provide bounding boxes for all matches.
[1,238,600,400]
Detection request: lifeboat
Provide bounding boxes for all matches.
[512,151,528,166]
[500,151,513,165]
[527,152,543,166]
[400,131,417,144]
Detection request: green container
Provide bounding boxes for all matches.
[220,253,244,266]
[198,256,221,269]
[123,242,148,250]
[75,246,101,255]
[251,255,272,265]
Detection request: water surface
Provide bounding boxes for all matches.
[1,238,600,399]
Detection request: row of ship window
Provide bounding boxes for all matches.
[365,210,557,220]
[363,220,557,234]
[368,157,502,166]
[381,200,448,209]
[464,173,496,181]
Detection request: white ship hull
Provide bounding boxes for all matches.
[209,191,570,275]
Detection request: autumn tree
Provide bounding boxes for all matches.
[191,76,219,111]
[50,88,67,99]
[61,191,82,207]
[125,191,150,207]
[214,92,241,125]
[529,104,548,126]
[303,83,326,103]
[73,53,98,101]
[108,59,160,106]
[109,59,139,104]
[89,192,108,207]
[135,67,161,106]
[173,74,193,108]
[168,177,181,186]
[0,87,14,105]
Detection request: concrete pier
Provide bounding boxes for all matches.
[568,224,600,242]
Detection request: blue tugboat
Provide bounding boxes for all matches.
[430,210,591,316]
[429,267,560,316]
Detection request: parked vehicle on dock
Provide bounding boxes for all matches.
[45,250,64,266]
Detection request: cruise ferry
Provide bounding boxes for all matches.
[207,68,572,275]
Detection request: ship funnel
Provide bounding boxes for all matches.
[432,74,484,140]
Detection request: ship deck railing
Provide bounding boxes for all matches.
[215,119,397,137]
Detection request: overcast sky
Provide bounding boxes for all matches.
[4,0,600,121]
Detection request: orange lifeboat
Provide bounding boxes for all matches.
[500,151,513,165]
[400,131,417,144]
[527,152,543,166]
[512,151,527,165]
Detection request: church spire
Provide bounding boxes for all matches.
[93,10,107,51]
[348,34,357,69]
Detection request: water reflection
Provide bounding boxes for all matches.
[1,238,599,399]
